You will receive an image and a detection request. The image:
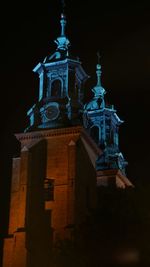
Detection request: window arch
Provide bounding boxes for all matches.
[90,126,99,144]
[51,79,62,97]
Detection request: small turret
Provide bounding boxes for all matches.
[83,54,127,174]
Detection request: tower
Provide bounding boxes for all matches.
[26,13,88,131]
[2,7,133,267]
[2,11,99,267]
[83,60,128,176]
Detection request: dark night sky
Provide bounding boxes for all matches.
[0,0,150,218]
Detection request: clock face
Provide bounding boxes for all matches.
[45,105,59,121]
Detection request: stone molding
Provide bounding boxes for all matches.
[15,126,83,141]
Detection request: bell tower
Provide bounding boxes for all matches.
[2,4,134,267]
[26,13,88,131]
[83,58,128,175]
[2,8,99,267]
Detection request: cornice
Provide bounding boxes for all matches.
[15,126,83,141]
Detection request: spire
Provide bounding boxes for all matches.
[96,63,102,87]
[44,1,70,62]
[60,13,66,36]
[92,53,106,99]
[84,53,106,111]
[96,52,102,86]
[54,1,70,52]
[53,14,70,54]
[60,0,66,36]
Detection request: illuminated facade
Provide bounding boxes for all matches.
[83,63,128,176]
[3,11,133,267]
[26,14,88,132]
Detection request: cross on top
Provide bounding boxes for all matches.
[97,51,101,64]
[61,0,66,13]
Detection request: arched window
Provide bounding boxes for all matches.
[51,79,61,97]
[90,126,99,144]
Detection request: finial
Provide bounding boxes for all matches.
[96,52,102,86]
[53,1,70,53]
[60,0,66,36]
